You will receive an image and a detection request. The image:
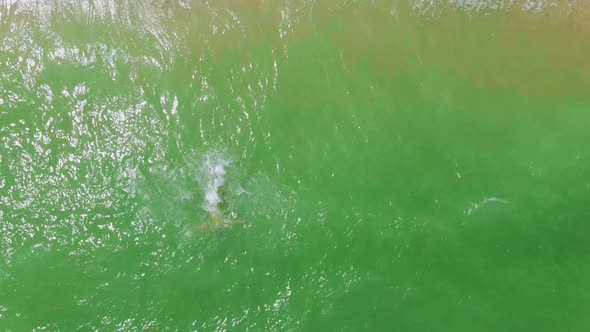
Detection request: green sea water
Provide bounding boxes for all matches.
[1,1,590,330]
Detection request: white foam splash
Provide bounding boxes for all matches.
[201,152,229,214]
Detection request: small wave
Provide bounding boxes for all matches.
[464,196,510,215]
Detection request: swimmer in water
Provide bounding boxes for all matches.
[195,185,244,231]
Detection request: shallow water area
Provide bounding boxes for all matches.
[1,0,590,330]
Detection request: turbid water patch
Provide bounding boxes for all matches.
[1,1,590,331]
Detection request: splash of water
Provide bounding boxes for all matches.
[201,152,229,214]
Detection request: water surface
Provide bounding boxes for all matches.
[1,0,590,330]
